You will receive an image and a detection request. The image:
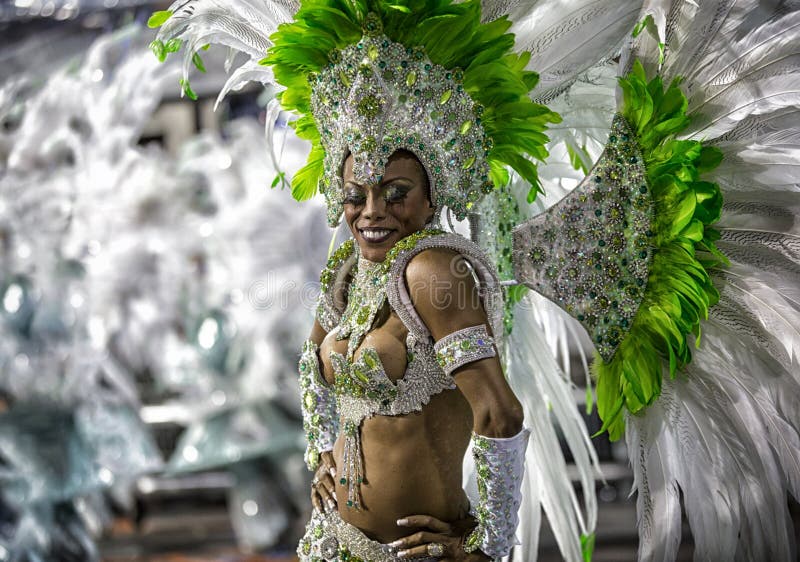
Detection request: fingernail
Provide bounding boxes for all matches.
[330,467,336,477]
[397,551,409,558]
[327,500,336,510]
[396,518,408,526]
[389,540,403,547]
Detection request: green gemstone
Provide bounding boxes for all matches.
[440,90,452,104]
[406,70,417,87]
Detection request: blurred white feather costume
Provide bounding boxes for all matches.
[152,1,800,560]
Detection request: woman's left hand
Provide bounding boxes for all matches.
[391,515,490,561]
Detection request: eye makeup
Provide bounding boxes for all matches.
[383,183,411,203]
[343,180,413,206]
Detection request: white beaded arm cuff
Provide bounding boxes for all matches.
[463,428,529,559]
[433,325,496,376]
[298,340,338,471]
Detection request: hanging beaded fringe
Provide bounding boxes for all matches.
[341,420,364,509]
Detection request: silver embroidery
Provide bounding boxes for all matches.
[311,33,493,226]
[434,325,496,376]
[512,115,653,361]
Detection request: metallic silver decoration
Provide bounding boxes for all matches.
[434,324,496,376]
[299,509,405,561]
[311,33,492,226]
[512,115,653,361]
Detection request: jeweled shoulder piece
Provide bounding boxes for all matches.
[512,115,653,361]
[311,32,492,226]
[316,239,357,332]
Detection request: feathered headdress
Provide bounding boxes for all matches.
[153,0,559,226]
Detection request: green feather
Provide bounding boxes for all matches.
[292,144,326,201]
[594,62,728,440]
[262,0,558,204]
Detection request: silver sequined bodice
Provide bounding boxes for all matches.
[330,328,455,426]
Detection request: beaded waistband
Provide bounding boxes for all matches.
[299,509,439,562]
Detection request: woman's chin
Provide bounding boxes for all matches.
[358,235,397,262]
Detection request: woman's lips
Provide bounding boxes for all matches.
[358,228,395,244]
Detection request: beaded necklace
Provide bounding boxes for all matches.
[335,229,443,359]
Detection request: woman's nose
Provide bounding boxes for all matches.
[362,187,386,220]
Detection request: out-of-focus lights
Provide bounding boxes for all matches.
[3,283,23,314]
[92,68,104,82]
[183,445,199,463]
[138,476,156,494]
[197,317,219,350]
[98,467,114,485]
[199,222,214,237]
[17,243,31,259]
[211,390,226,406]
[243,500,259,516]
[70,292,85,308]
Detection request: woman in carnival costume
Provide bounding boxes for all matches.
[151,1,800,561]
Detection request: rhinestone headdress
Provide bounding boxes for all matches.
[312,32,491,226]
[263,1,559,227]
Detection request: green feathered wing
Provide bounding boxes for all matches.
[513,59,727,440]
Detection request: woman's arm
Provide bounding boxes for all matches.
[300,319,339,513]
[406,248,524,436]
[396,248,528,561]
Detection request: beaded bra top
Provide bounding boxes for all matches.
[315,231,503,508]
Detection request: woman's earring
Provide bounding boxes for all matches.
[424,206,442,229]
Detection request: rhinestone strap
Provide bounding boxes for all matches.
[463,429,529,559]
[316,240,357,333]
[384,233,505,359]
[298,340,338,471]
[434,325,496,376]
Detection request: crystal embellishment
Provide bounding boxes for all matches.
[512,115,653,361]
[434,325,496,376]
[311,32,492,226]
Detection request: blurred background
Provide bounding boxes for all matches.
[3,2,781,561]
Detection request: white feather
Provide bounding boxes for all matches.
[157,0,296,97]
[508,0,643,101]
[506,295,601,562]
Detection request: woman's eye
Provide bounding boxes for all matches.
[344,193,366,205]
[384,186,408,203]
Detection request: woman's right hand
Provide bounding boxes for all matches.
[310,450,338,513]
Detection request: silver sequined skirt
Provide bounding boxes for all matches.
[297,509,436,562]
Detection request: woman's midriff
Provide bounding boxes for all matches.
[333,388,473,543]
[319,311,474,543]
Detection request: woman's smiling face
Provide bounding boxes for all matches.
[343,150,435,262]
